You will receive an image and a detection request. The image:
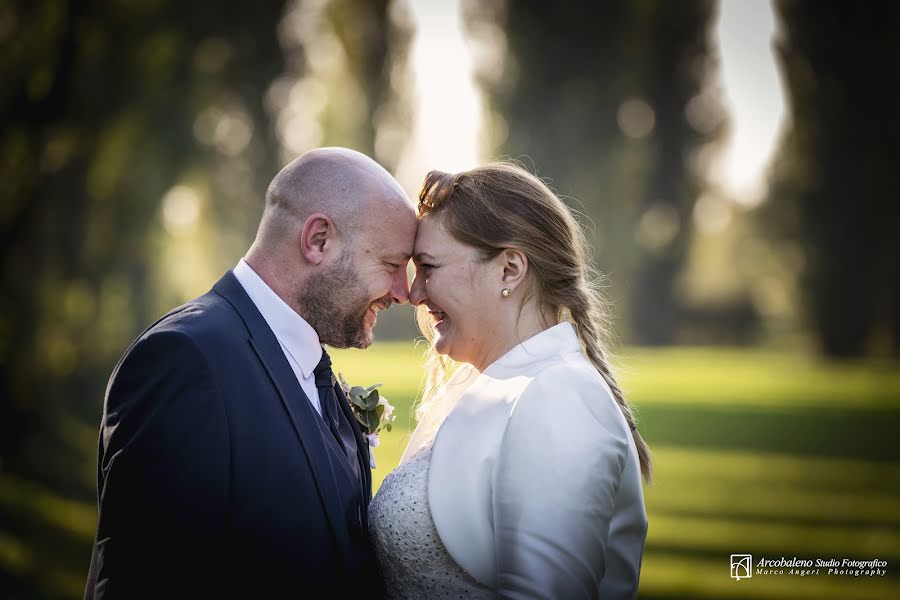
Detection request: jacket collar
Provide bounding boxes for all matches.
[211,271,363,564]
[484,322,581,375]
[212,269,285,342]
[232,258,322,380]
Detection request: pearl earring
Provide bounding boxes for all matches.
[501,288,511,298]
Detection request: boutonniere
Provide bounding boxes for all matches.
[337,373,396,468]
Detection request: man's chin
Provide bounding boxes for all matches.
[347,321,375,349]
[320,327,371,349]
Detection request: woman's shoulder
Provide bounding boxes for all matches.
[512,353,630,440]
[533,349,602,380]
[522,351,609,400]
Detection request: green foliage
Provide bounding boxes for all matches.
[478,0,722,344]
[1,0,291,497]
[765,1,900,357]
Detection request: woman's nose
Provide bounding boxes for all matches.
[408,271,427,306]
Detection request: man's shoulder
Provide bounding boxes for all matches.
[141,288,246,350]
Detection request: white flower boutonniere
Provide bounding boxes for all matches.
[338,373,396,468]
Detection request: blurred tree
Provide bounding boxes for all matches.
[767,0,900,357]
[1,0,289,498]
[265,0,416,340]
[271,0,411,169]
[629,1,722,345]
[2,0,405,596]
[474,0,720,344]
[330,0,393,158]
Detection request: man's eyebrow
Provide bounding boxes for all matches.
[382,253,410,262]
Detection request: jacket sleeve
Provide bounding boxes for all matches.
[492,366,629,599]
[89,329,230,599]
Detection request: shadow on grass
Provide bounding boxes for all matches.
[0,475,94,600]
[639,404,900,464]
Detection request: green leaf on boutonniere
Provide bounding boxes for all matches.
[363,389,380,410]
[359,409,379,432]
[338,373,393,438]
[349,393,368,411]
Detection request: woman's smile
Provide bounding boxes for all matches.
[428,307,447,326]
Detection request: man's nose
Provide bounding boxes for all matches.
[390,265,411,305]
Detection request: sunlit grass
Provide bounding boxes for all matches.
[4,343,899,599]
[330,342,900,599]
[648,512,900,557]
[646,446,900,529]
[651,445,900,489]
[640,551,898,600]
[330,341,426,430]
[329,341,426,489]
[618,347,900,409]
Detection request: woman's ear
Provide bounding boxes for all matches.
[299,213,334,265]
[499,248,528,290]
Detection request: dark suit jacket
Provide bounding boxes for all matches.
[84,271,380,599]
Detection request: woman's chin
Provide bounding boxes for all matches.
[433,333,451,357]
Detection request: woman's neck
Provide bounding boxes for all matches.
[470,301,557,372]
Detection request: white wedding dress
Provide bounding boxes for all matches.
[369,324,647,599]
[368,439,493,599]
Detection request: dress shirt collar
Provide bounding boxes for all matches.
[232,258,322,379]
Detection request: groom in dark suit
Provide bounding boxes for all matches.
[83,147,417,599]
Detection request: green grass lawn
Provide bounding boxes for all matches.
[2,344,898,599]
[332,343,900,600]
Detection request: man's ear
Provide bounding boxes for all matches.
[299,213,335,265]
[499,248,528,291]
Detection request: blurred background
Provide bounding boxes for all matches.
[2,0,899,598]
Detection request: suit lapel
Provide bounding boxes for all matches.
[212,271,355,564]
[334,383,372,499]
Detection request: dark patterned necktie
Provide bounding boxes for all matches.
[313,349,361,481]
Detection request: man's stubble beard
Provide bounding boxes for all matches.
[297,252,385,349]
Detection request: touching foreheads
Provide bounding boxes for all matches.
[254,147,410,252]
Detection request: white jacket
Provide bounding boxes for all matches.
[424,322,648,599]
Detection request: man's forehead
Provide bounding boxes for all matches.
[375,208,416,238]
[361,227,413,261]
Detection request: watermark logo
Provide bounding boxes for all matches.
[728,554,887,579]
[730,554,752,580]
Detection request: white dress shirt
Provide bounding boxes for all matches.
[233,258,323,415]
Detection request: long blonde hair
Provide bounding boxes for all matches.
[414,163,652,482]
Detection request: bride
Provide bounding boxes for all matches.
[369,163,651,599]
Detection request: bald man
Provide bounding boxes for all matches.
[84,148,416,599]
